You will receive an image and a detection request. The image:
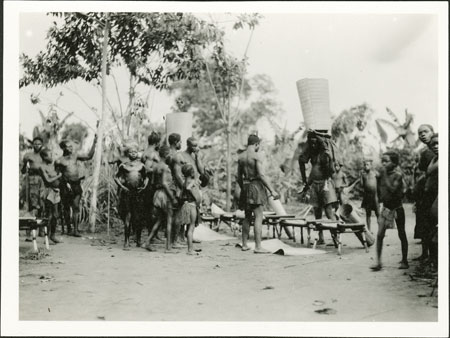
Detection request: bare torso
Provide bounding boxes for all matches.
[23,152,43,175]
[56,155,85,182]
[361,170,377,193]
[308,153,329,181]
[119,160,146,190]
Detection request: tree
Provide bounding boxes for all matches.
[20,12,227,231]
[60,122,89,148]
[375,107,416,148]
[170,71,284,210]
[168,13,263,210]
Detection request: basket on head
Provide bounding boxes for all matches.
[296,78,331,131]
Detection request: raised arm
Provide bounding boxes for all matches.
[77,135,97,161]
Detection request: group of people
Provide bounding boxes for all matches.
[20,123,439,267]
[295,126,439,272]
[113,132,207,254]
[21,135,97,242]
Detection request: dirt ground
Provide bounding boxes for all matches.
[19,203,438,322]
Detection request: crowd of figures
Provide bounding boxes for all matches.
[20,124,438,269]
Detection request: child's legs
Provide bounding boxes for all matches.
[61,198,71,232]
[146,208,162,245]
[165,209,173,251]
[171,208,181,243]
[186,207,197,252]
[49,202,58,235]
[376,221,387,265]
[365,209,372,230]
[71,194,81,234]
[395,207,408,262]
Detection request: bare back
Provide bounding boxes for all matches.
[238,148,260,181]
[153,161,174,189]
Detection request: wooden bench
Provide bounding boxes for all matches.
[213,211,294,238]
[200,214,220,229]
[307,219,370,255]
[19,217,50,252]
[262,214,296,239]
[280,218,309,244]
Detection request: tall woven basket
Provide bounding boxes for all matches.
[296,78,331,131]
[166,112,193,150]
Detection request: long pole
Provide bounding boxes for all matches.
[89,13,110,232]
[107,162,110,237]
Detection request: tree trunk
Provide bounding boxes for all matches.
[226,125,232,212]
[89,14,110,232]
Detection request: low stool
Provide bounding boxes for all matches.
[19,217,49,252]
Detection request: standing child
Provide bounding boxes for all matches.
[145,145,178,253]
[360,159,380,232]
[371,151,408,271]
[179,164,202,255]
[332,162,347,205]
[114,143,148,249]
[38,148,63,244]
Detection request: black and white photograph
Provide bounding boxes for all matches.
[2,1,448,337]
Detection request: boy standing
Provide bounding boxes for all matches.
[114,143,148,249]
[56,137,96,237]
[360,159,380,232]
[332,162,347,205]
[371,151,408,271]
[39,148,63,243]
[145,145,178,253]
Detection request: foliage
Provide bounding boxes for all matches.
[60,122,89,147]
[331,103,376,198]
[331,103,418,201]
[20,12,225,90]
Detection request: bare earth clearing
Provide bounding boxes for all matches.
[19,203,437,321]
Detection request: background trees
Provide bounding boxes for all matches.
[20,12,227,230]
